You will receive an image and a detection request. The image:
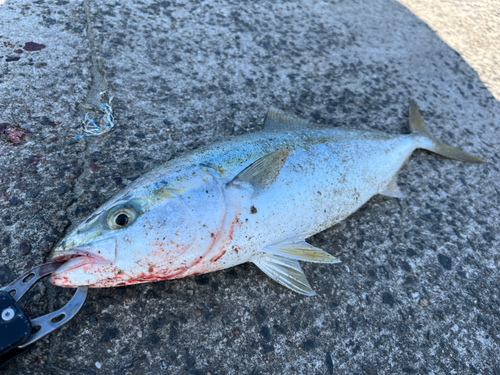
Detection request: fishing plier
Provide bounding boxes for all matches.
[0,263,88,368]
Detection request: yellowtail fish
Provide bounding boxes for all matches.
[50,104,483,295]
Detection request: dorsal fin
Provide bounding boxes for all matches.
[264,107,312,130]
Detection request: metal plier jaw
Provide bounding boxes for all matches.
[0,263,88,368]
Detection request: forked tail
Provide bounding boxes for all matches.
[410,103,484,163]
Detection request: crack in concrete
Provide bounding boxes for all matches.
[62,0,111,232]
[45,0,110,368]
[80,0,108,114]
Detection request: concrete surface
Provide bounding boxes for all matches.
[398,0,500,102]
[0,0,499,374]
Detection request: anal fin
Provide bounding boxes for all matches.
[253,253,316,296]
[380,175,405,198]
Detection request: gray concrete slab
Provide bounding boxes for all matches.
[0,0,498,374]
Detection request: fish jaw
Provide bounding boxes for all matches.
[50,247,152,288]
[50,253,116,287]
[50,238,117,287]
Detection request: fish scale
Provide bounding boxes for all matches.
[49,104,483,295]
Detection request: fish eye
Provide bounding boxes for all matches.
[108,207,136,230]
[115,213,129,226]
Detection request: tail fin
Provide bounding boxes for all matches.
[410,103,484,163]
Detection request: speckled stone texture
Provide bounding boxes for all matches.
[0,0,498,374]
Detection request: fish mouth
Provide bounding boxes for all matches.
[50,247,115,288]
[52,248,111,271]
[50,237,118,287]
[51,237,117,263]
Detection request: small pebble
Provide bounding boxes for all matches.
[195,309,202,317]
[187,289,194,296]
[32,292,42,302]
[159,360,168,370]
[95,362,101,369]
[24,42,46,51]
[57,186,67,195]
[419,298,429,308]
[89,164,101,173]
[19,240,32,255]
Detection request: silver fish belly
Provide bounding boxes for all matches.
[50,104,483,295]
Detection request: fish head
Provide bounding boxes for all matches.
[50,166,225,287]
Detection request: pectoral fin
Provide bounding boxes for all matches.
[379,175,405,198]
[228,148,291,192]
[253,253,316,296]
[262,238,340,263]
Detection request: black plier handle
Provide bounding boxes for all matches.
[0,263,88,368]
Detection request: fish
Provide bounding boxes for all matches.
[49,103,483,295]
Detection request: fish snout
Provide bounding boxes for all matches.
[51,237,117,263]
